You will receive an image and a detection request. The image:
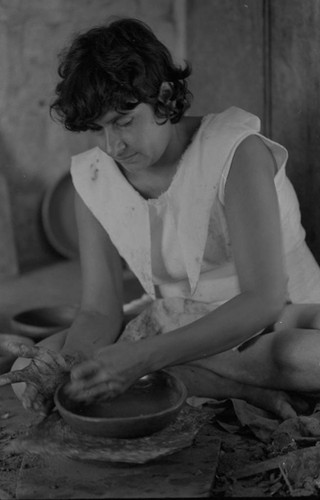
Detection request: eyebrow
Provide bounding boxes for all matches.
[98,111,131,126]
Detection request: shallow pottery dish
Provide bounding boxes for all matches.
[41,172,78,259]
[54,370,187,439]
[10,305,77,340]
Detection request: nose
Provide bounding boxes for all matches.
[104,127,126,158]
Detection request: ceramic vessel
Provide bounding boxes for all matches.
[10,305,77,340]
[54,370,187,439]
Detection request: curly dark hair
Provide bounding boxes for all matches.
[50,18,192,132]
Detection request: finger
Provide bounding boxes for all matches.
[68,381,118,403]
[80,383,110,401]
[91,381,121,401]
[21,384,39,410]
[38,399,54,416]
[69,369,111,396]
[70,360,101,381]
[2,342,40,359]
[65,377,98,399]
[70,362,108,389]
[0,369,27,386]
[33,347,67,369]
[31,392,52,416]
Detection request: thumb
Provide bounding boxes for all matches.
[1,342,39,359]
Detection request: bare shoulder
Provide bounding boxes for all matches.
[232,135,277,176]
[225,134,278,203]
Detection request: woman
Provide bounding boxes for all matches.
[2,17,320,419]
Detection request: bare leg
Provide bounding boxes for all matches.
[189,327,320,392]
[168,304,320,419]
[168,364,308,420]
[274,303,320,331]
[187,303,320,391]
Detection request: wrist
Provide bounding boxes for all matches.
[62,312,121,357]
[133,337,164,375]
[62,351,87,369]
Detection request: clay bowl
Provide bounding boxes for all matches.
[54,370,187,439]
[41,172,78,259]
[10,305,78,340]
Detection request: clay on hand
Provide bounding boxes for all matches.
[0,343,83,415]
[65,358,122,405]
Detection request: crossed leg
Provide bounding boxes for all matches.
[170,303,320,418]
[190,303,320,392]
[10,303,320,420]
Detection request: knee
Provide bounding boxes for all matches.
[271,329,317,374]
[274,304,320,331]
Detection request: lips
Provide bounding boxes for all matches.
[116,153,137,163]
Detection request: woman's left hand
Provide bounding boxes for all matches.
[66,341,147,403]
[0,343,84,414]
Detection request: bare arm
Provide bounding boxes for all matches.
[68,135,289,401]
[0,193,125,414]
[61,192,124,357]
[124,135,287,370]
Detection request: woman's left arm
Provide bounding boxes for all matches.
[137,135,287,363]
[68,135,288,399]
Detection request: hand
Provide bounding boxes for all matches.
[0,342,83,415]
[66,341,146,404]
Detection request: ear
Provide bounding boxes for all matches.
[158,82,174,104]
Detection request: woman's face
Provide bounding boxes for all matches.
[93,103,173,175]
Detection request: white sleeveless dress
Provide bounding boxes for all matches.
[71,107,320,345]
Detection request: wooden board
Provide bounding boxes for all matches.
[0,174,18,278]
[270,0,320,263]
[16,425,220,499]
[187,0,265,122]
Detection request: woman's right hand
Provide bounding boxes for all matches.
[0,342,84,415]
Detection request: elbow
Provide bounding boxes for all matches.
[265,296,286,325]
[257,286,287,326]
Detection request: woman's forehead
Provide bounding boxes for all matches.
[99,100,141,121]
[96,109,124,126]
[96,103,151,126]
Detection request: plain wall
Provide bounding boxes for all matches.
[187,0,320,264]
[0,0,186,271]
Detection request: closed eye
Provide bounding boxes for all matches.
[116,117,133,128]
[90,125,104,134]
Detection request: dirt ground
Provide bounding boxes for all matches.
[0,386,35,499]
[2,383,320,498]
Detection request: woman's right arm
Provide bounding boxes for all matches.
[61,192,124,358]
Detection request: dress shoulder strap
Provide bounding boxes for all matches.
[167,107,262,293]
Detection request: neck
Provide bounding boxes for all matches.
[119,163,175,200]
[124,115,203,199]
